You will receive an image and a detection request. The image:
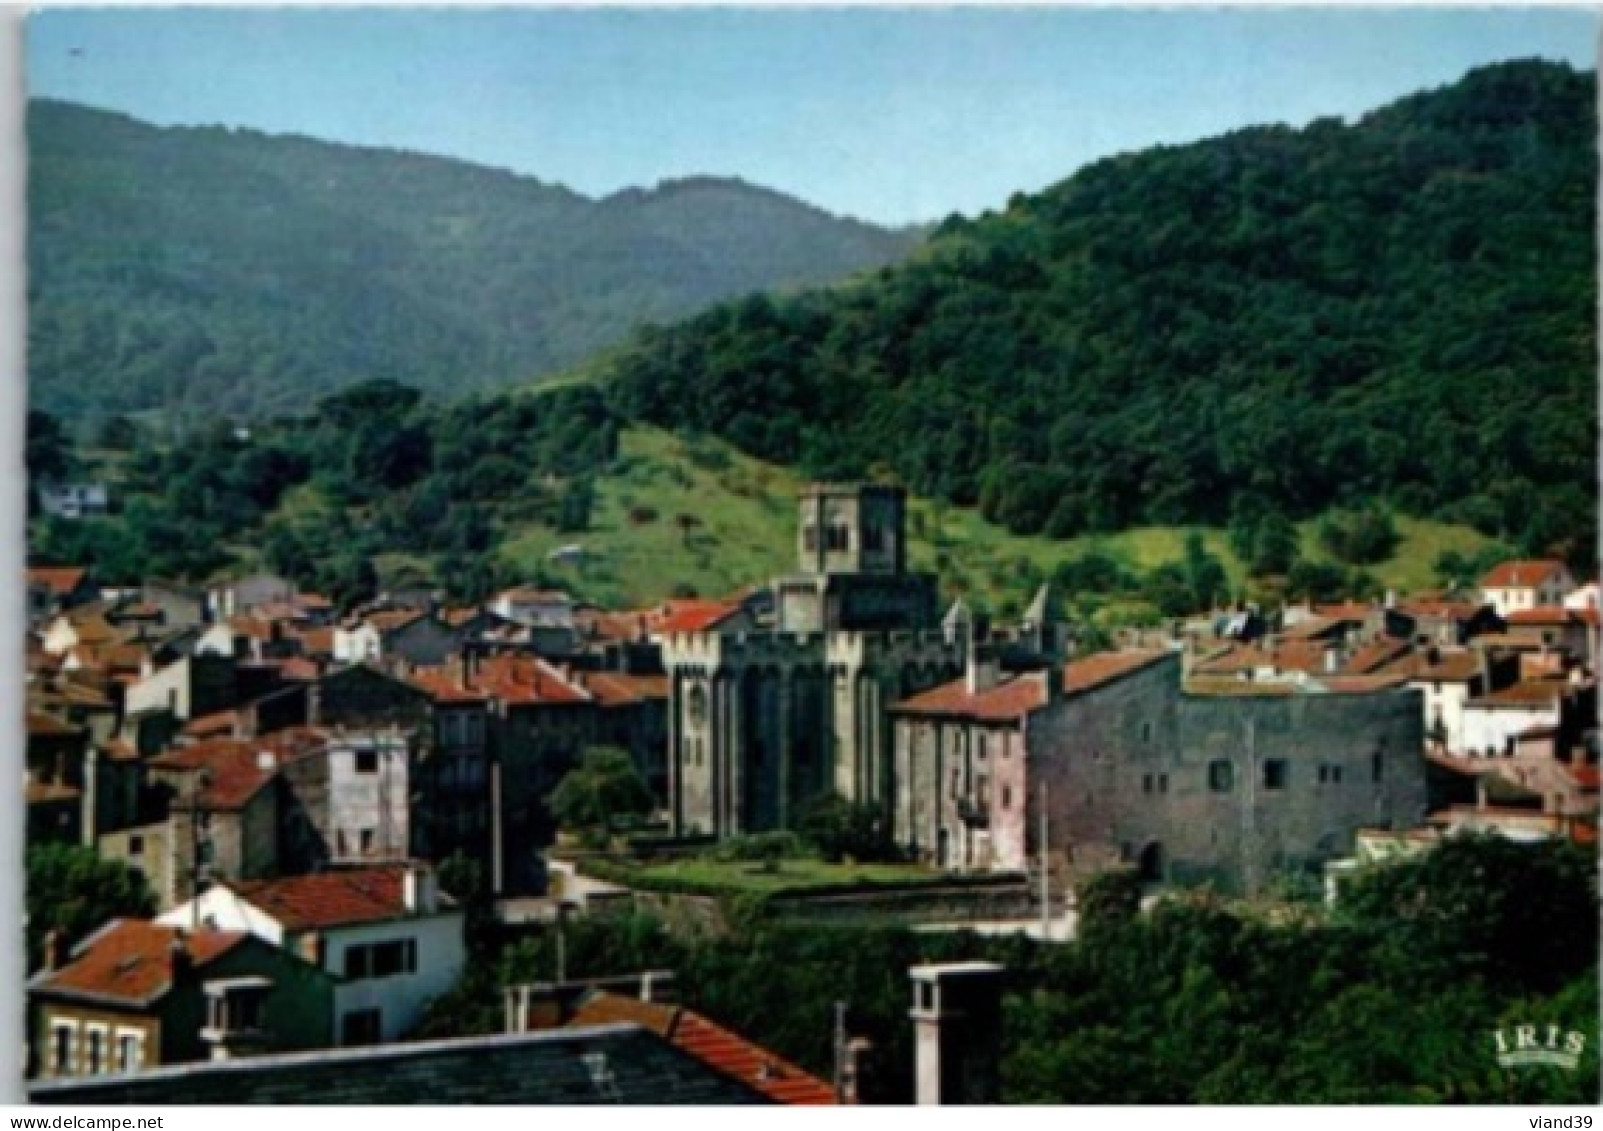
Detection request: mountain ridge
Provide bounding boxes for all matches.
[27,97,920,421]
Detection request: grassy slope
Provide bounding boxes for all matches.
[498,426,1491,614]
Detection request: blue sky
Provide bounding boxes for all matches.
[25,7,1599,226]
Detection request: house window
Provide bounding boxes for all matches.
[1332,766,1343,785]
[208,987,265,1033]
[355,750,379,774]
[345,940,418,981]
[1141,721,1153,745]
[114,1030,143,1073]
[803,525,818,552]
[950,768,961,800]
[826,524,849,552]
[128,835,144,857]
[341,1009,382,1047]
[1208,760,1234,793]
[1002,785,1012,810]
[976,775,990,808]
[359,828,376,854]
[84,1026,106,1075]
[1158,774,1169,794]
[1263,760,1288,791]
[1142,773,1154,794]
[50,1021,75,1076]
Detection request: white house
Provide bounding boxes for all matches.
[1406,648,1485,754]
[1564,582,1600,612]
[489,587,574,627]
[159,864,464,1047]
[207,574,295,621]
[39,483,110,520]
[1481,560,1576,618]
[1459,679,1567,759]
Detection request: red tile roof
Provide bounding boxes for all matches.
[1565,764,1601,790]
[366,609,425,634]
[1468,680,1573,709]
[279,656,323,681]
[577,610,653,643]
[229,614,277,643]
[408,668,491,705]
[298,627,336,657]
[1314,674,1412,694]
[28,567,89,597]
[182,710,242,739]
[895,651,1171,722]
[1342,637,1414,676]
[580,671,670,706]
[1482,559,1568,589]
[1311,602,1376,622]
[227,866,439,932]
[1507,606,1601,627]
[656,600,744,635]
[566,992,835,1105]
[472,654,590,707]
[32,919,245,1004]
[1408,650,1482,682]
[149,730,327,810]
[1399,598,1484,620]
[101,739,140,763]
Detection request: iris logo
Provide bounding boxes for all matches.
[1493,1024,1587,1069]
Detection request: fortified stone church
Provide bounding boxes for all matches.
[660,483,1066,837]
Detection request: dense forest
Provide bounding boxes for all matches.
[606,61,1598,569]
[28,100,918,421]
[417,836,1600,1104]
[29,380,614,603]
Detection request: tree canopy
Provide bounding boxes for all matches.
[604,62,1597,570]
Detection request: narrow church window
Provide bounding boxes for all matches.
[1371,752,1384,783]
[1208,760,1233,793]
[1141,721,1153,744]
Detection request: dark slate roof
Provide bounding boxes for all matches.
[29,1023,771,1105]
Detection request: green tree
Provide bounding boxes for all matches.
[27,844,156,973]
[96,413,139,451]
[797,793,897,864]
[547,747,654,835]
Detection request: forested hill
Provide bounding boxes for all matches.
[606,61,1598,566]
[28,100,918,420]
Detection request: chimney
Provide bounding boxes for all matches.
[42,929,62,972]
[909,962,1005,1105]
[403,863,438,915]
[297,931,324,968]
[1038,664,1064,705]
[169,935,192,983]
[842,1036,874,1105]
